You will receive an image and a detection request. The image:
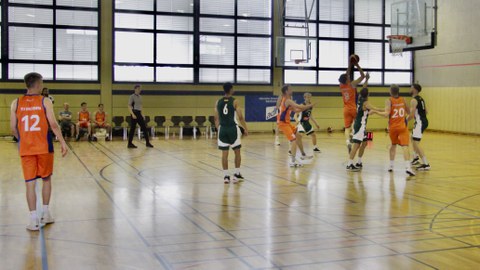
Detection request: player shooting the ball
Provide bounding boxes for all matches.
[338,54,366,154]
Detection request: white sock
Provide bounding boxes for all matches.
[291,155,296,163]
[390,160,394,168]
[357,157,362,164]
[235,169,240,175]
[314,145,318,149]
[348,159,354,166]
[405,161,411,170]
[223,170,229,177]
[413,152,418,159]
[30,210,38,221]
[422,157,429,165]
[43,205,49,213]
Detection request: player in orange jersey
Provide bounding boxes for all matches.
[338,55,366,153]
[93,103,111,141]
[10,72,68,231]
[76,102,92,141]
[374,84,415,176]
[277,85,315,167]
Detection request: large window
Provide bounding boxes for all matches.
[284,0,413,85]
[113,0,273,84]
[3,0,99,81]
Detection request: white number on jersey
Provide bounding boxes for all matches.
[223,104,228,115]
[392,108,405,118]
[21,115,41,132]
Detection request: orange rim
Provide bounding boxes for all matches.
[387,35,412,45]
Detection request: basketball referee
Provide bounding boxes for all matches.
[127,85,154,148]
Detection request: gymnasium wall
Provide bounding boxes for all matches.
[415,0,480,134]
[0,0,405,136]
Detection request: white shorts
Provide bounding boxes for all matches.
[352,124,367,143]
[296,122,314,135]
[412,120,428,141]
[218,125,242,150]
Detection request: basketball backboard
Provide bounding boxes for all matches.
[389,0,437,52]
[275,36,316,67]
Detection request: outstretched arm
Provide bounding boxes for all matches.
[310,116,320,129]
[372,99,391,118]
[285,99,314,112]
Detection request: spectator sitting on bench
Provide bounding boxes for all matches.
[93,103,111,141]
[59,102,75,139]
[76,102,92,141]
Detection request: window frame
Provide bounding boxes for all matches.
[282,0,414,87]
[112,0,274,85]
[1,0,101,83]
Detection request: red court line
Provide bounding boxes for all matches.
[421,62,480,68]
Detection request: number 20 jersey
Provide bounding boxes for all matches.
[389,97,408,131]
[16,95,53,156]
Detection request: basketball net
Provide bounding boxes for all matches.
[387,35,411,56]
[389,38,407,56]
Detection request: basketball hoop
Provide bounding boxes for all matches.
[294,59,307,64]
[387,35,412,56]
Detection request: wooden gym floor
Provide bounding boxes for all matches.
[1,132,480,269]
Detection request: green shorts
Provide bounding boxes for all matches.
[218,125,241,150]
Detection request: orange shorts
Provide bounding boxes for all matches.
[21,153,54,182]
[343,108,357,128]
[389,128,410,146]
[278,122,297,142]
[79,122,90,129]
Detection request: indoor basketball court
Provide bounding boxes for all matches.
[1,0,479,269]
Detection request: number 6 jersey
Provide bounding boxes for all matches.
[16,95,53,156]
[217,96,236,127]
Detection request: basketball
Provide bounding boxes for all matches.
[350,54,360,64]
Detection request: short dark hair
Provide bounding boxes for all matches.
[281,85,290,94]
[134,84,141,90]
[360,87,369,99]
[338,74,348,84]
[24,72,43,89]
[81,102,87,106]
[223,82,233,93]
[98,103,104,107]
[390,84,400,96]
[412,83,422,92]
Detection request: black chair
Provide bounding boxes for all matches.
[154,116,167,137]
[112,116,126,140]
[208,115,217,132]
[171,116,183,138]
[181,116,195,137]
[195,116,207,137]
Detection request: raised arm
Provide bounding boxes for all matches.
[234,100,248,136]
[10,99,19,139]
[351,63,366,88]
